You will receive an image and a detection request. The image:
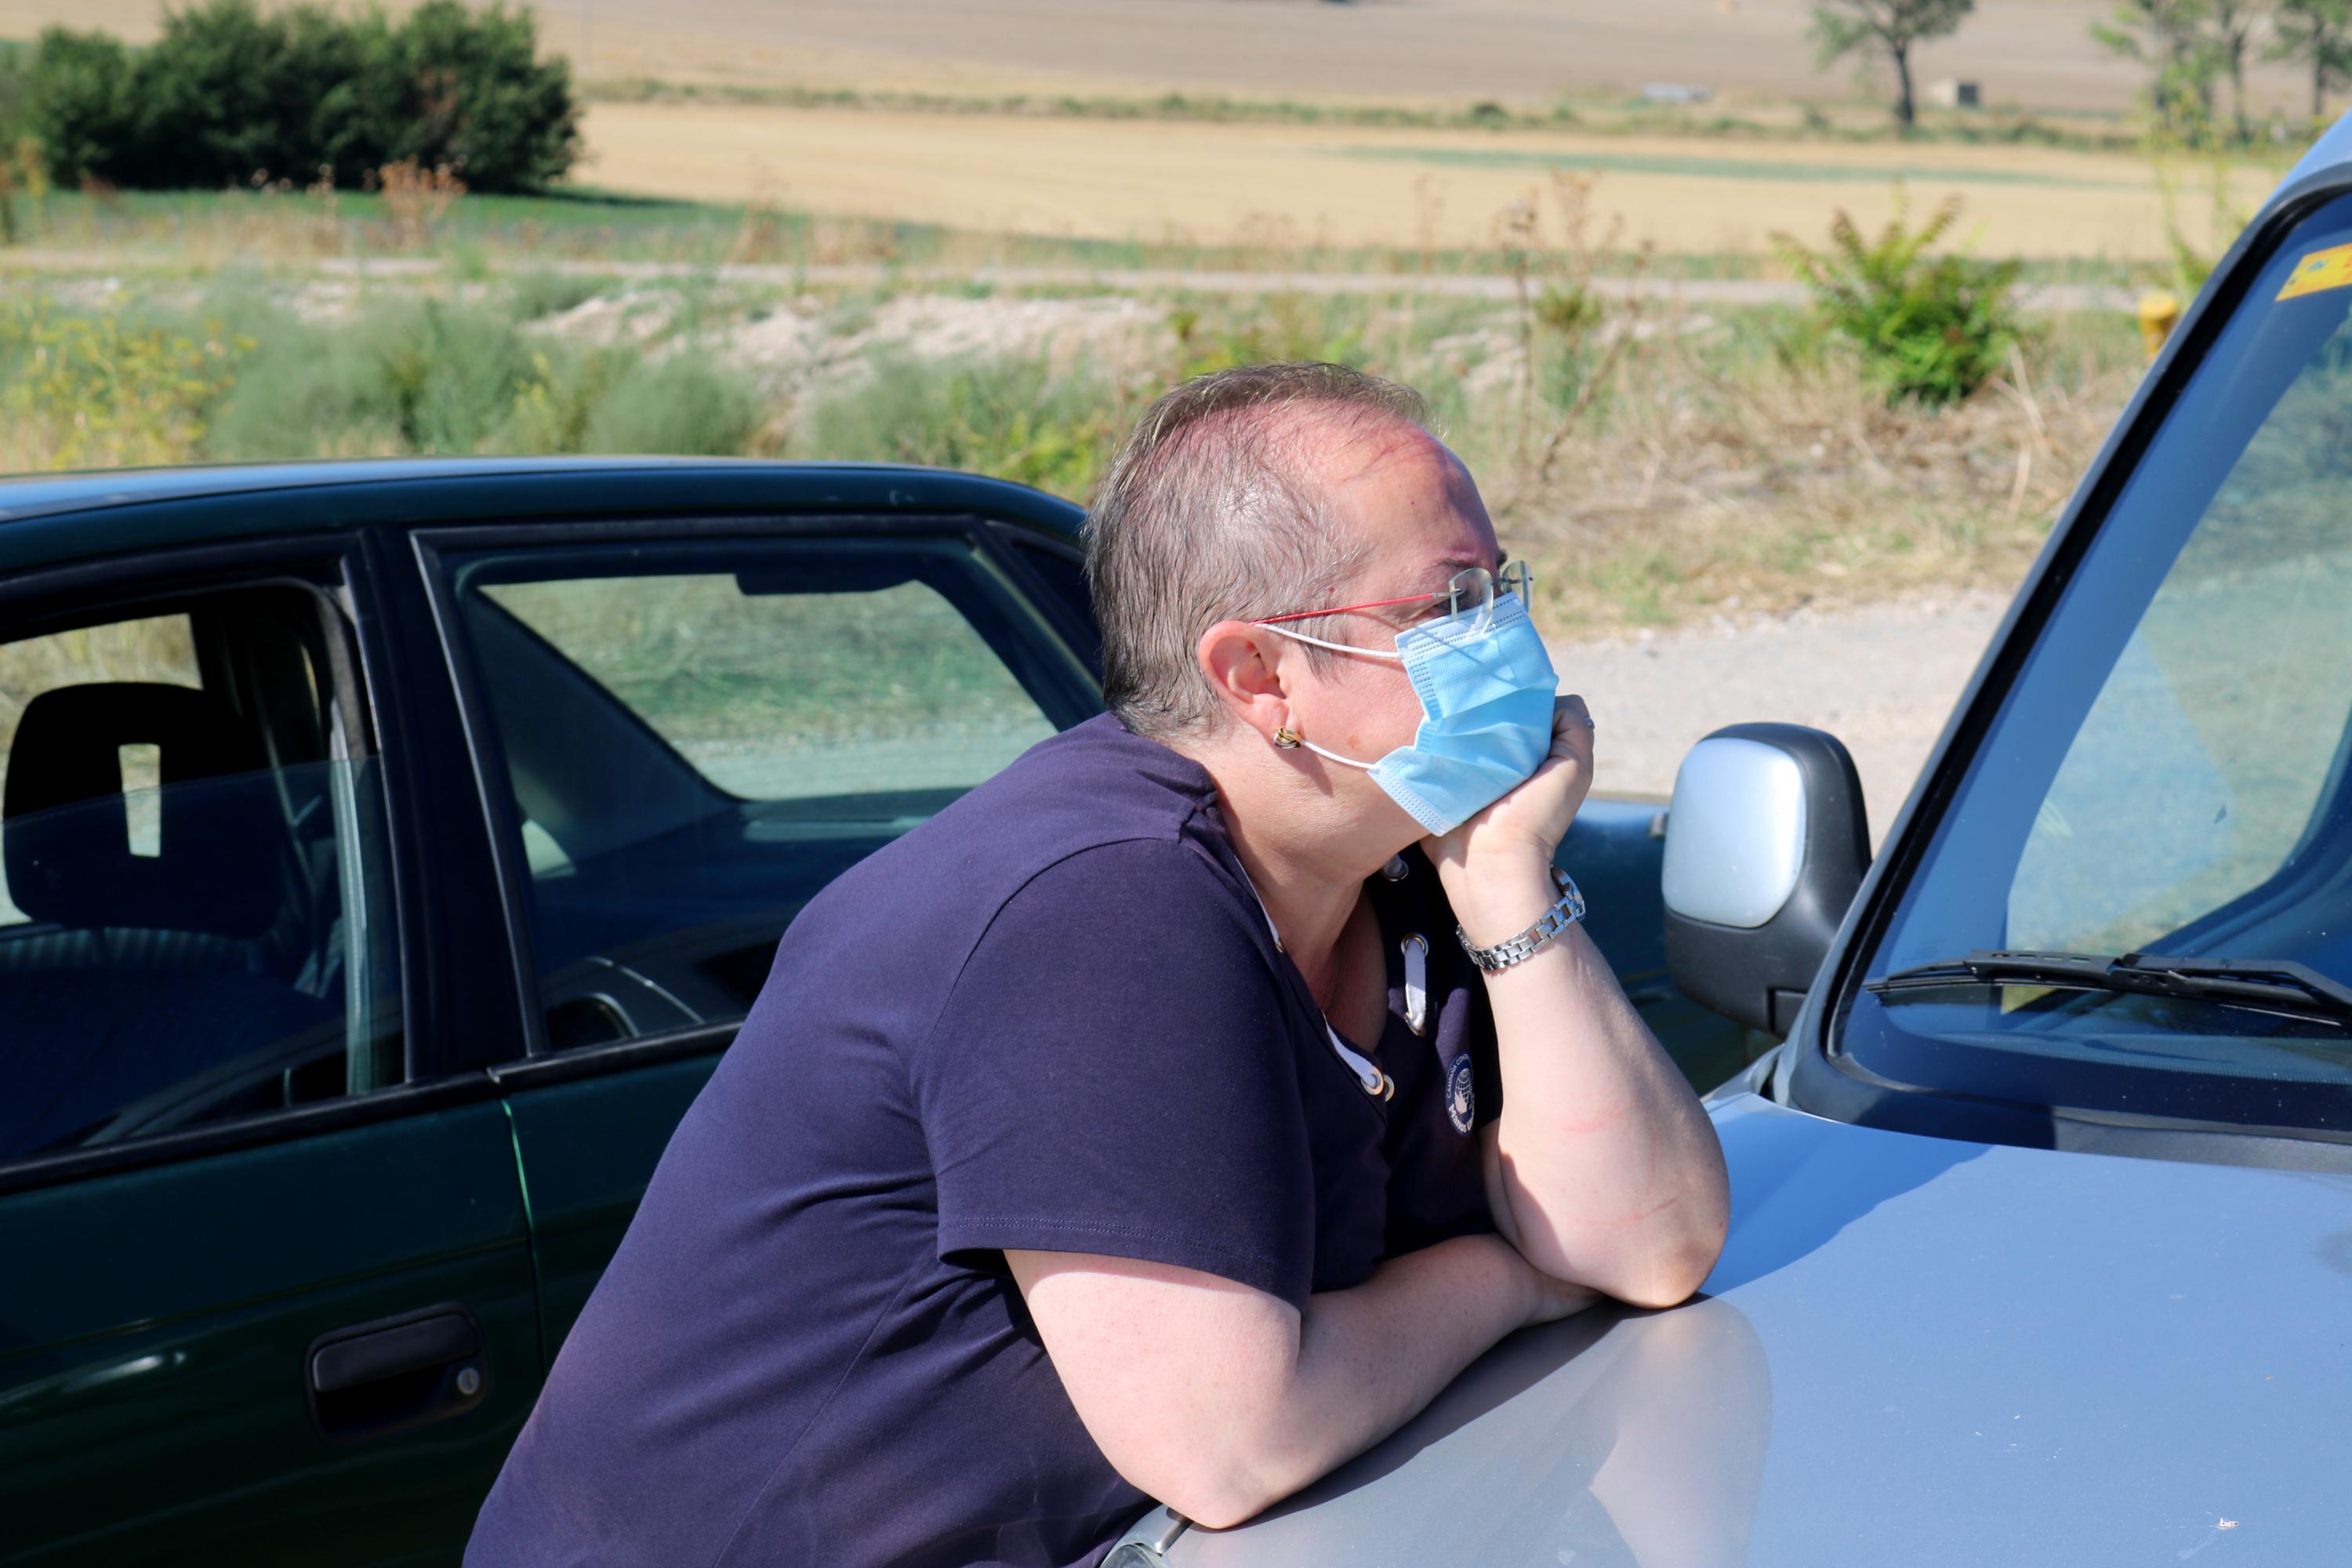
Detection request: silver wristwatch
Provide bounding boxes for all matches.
[1456,866,1586,974]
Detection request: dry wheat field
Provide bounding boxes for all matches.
[576,101,2279,261]
[0,1,2306,261]
[2,0,2310,112]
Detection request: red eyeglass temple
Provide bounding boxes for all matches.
[1255,590,1444,626]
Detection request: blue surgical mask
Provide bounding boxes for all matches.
[1264,594,1559,836]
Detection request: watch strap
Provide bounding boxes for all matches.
[1456,866,1585,974]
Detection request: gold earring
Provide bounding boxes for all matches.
[1273,725,1301,750]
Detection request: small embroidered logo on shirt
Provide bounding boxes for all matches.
[1445,1053,1475,1134]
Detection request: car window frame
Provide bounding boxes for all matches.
[413,512,1104,1083]
[983,516,1101,679]
[1783,165,2352,1170]
[0,531,495,1197]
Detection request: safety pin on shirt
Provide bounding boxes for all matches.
[1401,933,1428,1037]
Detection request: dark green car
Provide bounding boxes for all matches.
[0,459,1745,1566]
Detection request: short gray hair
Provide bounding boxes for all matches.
[1084,361,1432,742]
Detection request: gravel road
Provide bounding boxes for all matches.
[0,251,2141,314]
[1551,590,2014,844]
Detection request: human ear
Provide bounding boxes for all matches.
[1195,620,1295,742]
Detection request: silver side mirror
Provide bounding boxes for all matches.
[1661,724,1870,1036]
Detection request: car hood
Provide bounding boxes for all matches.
[1162,1092,2352,1567]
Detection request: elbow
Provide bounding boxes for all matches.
[1604,1246,1715,1310]
[1592,1207,1730,1310]
[1119,1417,1320,1531]
[1143,1454,1294,1533]
[1160,1482,1271,1534]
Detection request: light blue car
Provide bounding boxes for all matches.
[1113,114,2352,1568]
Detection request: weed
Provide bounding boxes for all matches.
[1775,195,2024,405]
[372,158,467,250]
[0,299,246,469]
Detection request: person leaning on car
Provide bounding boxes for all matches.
[463,361,1731,1568]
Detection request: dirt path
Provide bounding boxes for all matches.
[0,251,2143,314]
[1552,590,2013,843]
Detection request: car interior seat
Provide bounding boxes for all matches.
[0,681,339,1157]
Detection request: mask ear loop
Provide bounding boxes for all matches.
[1298,736,1377,770]
[1255,622,1405,661]
[1257,620,1396,771]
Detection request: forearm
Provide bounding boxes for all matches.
[1249,1234,1538,1500]
[1452,858,1730,1305]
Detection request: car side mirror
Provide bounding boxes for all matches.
[1661,723,1870,1036]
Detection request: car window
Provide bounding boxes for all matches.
[444,532,1099,1052]
[1839,189,2352,1133]
[0,586,399,1163]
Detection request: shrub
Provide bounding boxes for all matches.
[579,354,764,456]
[506,270,608,321]
[198,292,768,461]
[1775,196,2023,405]
[789,355,1127,499]
[205,296,539,457]
[21,1,577,193]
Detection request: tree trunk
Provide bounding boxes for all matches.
[1893,41,1915,127]
[2232,46,2249,142]
[2316,57,2327,122]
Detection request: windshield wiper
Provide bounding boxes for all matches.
[1865,949,2352,1029]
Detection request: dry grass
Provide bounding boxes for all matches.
[1497,322,2139,633]
[573,100,2281,262]
[1241,174,2152,633]
[0,232,2147,641]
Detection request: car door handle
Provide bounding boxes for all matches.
[305,1302,487,1442]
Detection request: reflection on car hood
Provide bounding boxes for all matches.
[1165,1094,2352,1567]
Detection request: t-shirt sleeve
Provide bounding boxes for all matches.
[917,837,1316,1309]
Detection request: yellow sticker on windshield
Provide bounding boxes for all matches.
[2278,244,2352,299]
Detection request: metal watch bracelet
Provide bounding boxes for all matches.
[1455,865,1586,974]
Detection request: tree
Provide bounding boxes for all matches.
[1809,0,1976,127]
[23,27,139,186]
[2096,0,2221,134]
[388,2,579,192]
[129,1,354,187]
[2204,0,2266,140]
[2273,0,2352,118]
[16,0,578,192]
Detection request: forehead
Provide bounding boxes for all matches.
[1298,411,1497,589]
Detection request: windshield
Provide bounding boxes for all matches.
[1837,189,2352,1136]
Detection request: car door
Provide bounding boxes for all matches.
[416,514,1104,1356]
[0,535,540,1565]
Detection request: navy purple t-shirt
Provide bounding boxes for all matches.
[466,712,1503,1568]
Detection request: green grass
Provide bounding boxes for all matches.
[1336,147,2141,189]
[0,182,2169,292]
